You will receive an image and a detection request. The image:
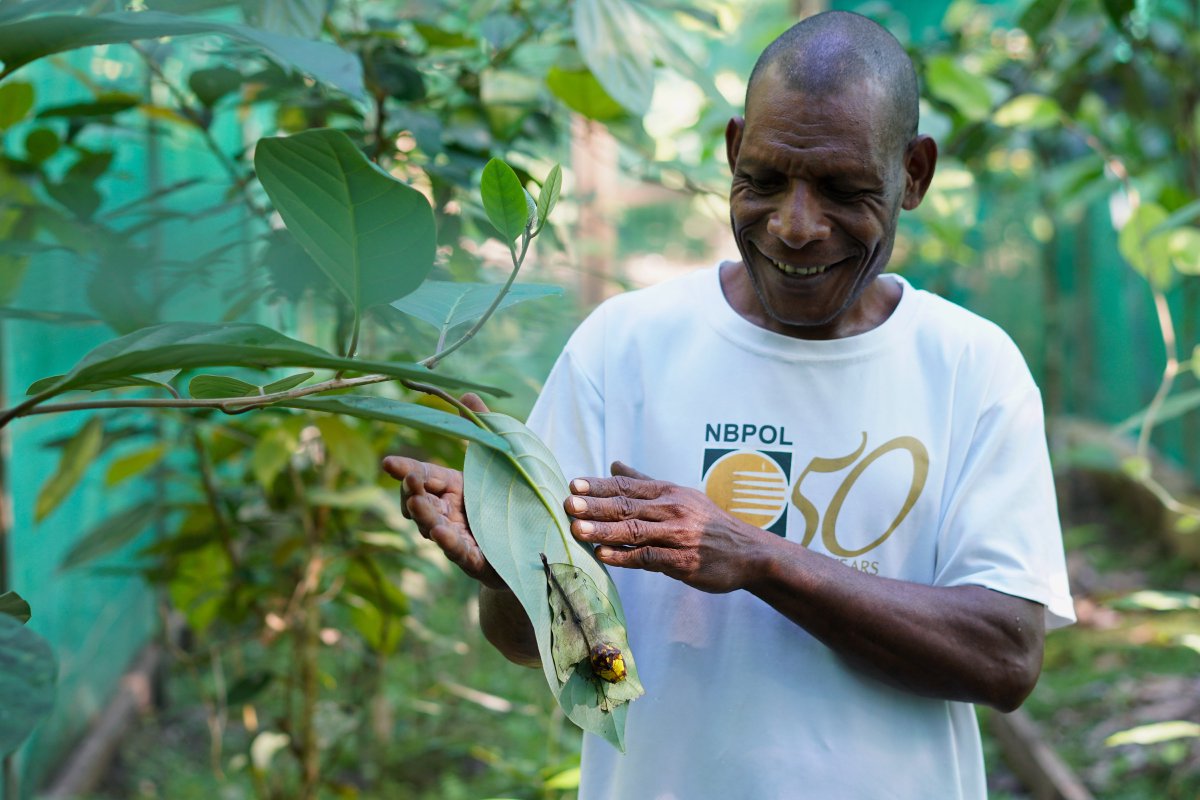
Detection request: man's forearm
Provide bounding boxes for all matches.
[479,585,541,668]
[743,536,1045,711]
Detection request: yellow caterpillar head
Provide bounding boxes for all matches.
[589,643,627,684]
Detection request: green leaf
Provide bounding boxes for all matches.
[1111,590,1200,612]
[480,158,529,243]
[255,128,437,311]
[0,614,57,756]
[254,0,326,39]
[59,502,158,570]
[546,67,626,121]
[343,559,407,654]
[535,165,562,235]
[188,374,260,399]
[105,443,165,486]
[1115,388,1200,434]
[26,322,501,400]
[0,82,34,129]
[992,94,1061,129]
[1106,721,1200,747]
[1149,199,1200,236]
[390,281,562,335]
[284,396,510,454]
[1101,0,1134,29]
[25,127,59,162]
[0,592,31,624]
[36,93,138,119]
[188,65,242,108]
[464,412,638,751]
[1168,228,1200,275]
[925,55,994,121]
[306,486,408,530]
[27,370,177,396]
[35,416,103,522]
[0,11,364,98]
[252,426,297,489]
[1119,202,1174,290]
[1017,0,1066,37]
[573,0,655,116]
[0,307,96,325]
[226,672,273,705]
[263,371,314,393]
[315,416,376,482]
[543,560,643,711]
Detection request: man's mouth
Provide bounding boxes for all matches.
[767,256,833,277]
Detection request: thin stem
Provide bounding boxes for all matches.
[422,231,532,369]
[1136,291,1180,458]
[0,372,396,425]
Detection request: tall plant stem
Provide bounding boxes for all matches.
[1137,291,1180,459]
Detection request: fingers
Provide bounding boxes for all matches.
[382,456,462,494]
[458,392,490,415]
[569,472,665,501]
[565,493,675,523]
[594,544,676,573]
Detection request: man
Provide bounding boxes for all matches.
[384,11,1074,799]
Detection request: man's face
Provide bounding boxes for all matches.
[725,73,928,338]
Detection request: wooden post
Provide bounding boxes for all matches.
[571,115,618,308]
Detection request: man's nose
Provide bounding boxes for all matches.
[767,183,831,247]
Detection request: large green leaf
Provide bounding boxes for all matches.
[545,67,626,122]
[0,81,33,129]
[255,129,437,312]
[27,370,178,396]
[1119,202,1174,290]
[480,158,530,243]
[285,396,510,454]
[1017,0,1066,37]
[22,322,500,400]
[925,55,995,121]
[0,11,364,97]
[59,502,158,570]
[573,0,655,116]
[463,412,639,751]
[0,591,31,624]
[255,0,326,39]
[0,614,56,756]
[390,281,562,336]
[35,416,102,522]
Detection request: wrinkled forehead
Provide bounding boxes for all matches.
[745,68,897,154]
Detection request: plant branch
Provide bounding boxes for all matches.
[0,372,397,424]
[421,230,533,369]
[1137,290,1180,459]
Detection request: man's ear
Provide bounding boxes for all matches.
[901,135,938,210]
[725,116,744,174]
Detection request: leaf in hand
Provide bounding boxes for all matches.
[542,555,643,712]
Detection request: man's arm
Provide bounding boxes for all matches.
[381,393,541,668]
[567,462,1045,712]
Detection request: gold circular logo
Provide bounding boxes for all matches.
[704,451,789,529]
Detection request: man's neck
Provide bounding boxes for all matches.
[718,261,902,340]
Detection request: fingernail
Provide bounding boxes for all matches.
[570,479,590,494]
[576,520,594,535]
[567,496,587,513]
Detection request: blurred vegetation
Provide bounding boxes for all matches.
[0,0,1198,798]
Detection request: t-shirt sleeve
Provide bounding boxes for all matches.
[933,367,1076,629]
[525,342,607,484]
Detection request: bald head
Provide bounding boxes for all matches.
[746,11,919,154]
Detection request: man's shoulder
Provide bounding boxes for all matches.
[571,266,714,343]
[907,281,1021,353]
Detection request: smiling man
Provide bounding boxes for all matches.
[385,11,1073,800]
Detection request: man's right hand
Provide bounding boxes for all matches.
[381,393,505,590]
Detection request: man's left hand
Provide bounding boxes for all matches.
[564,461,770,594]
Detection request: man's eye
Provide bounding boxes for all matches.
[744,175,781,193]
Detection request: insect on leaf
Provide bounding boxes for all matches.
[543,556,643,711]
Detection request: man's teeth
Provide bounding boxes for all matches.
[771,258,830,277]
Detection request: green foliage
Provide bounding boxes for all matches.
[34,416,103,522]
[255,129,437,312]
[0,614,56,756]
[0,591,32,624]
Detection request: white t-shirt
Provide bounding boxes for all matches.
[526,265,1074,800]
